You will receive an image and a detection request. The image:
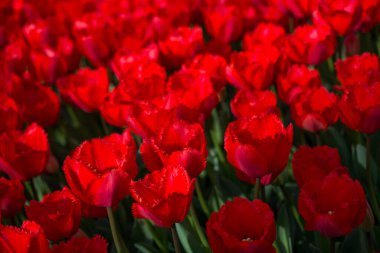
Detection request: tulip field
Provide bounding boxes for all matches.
[0,0,380,253]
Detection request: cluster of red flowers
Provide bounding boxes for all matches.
[0,0,379,252]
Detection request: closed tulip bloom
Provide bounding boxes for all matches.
[292,146,348,187]
[284,0,318,19]
[224,114,293,185]
[0,221,50,253]
[243,23,286,50]
[26,187,82,241]
[0,123,49,181]
[338,82,380,134]
[206,198,276,253]
[0,96,22,133]
[290,86,338,132]
[131,165,195,227]
[298,173,366,237]
[52,235,108,253]
[57,67,109,113]
[0,177,25,218]
[63,130,138,207]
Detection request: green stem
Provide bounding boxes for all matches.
[171,226,182,253]
[195,181,210,216]
[107,207,129,253]
[316,132,322,146]
[279,185,304,232]
[365,135,380,223]
[329,238,336,253]
[254,178,261,199]
[189,204,210,250]
[145,221,167,253]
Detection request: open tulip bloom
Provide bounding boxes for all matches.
[1,1,380,253]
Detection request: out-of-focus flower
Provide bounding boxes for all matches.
[52,235,108,253]
[284,0,317,19]
[206,197,276,253]
[131,165,195,227]
[243,23,286,50]
[0,177,25,218]
[224,114,293,185]
[0,96,22,133]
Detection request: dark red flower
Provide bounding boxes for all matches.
[292,146,348,187]
[52,235,108,253]
[140,119,207,178]
[226,45,280,90]
[63,130,138,207]
[230,90,280,118]
[357,0,380,32]
[0,96,22,133]
[206,198,276,253]
[284,0,317,19]
[130,165,195,227]
[203,5,244,43]
[26,187,82,241]
[285,24,336,65]
[0,177,25,218]
[0,123,49,181]
[0,221,50,253]
[338,82,380,134]
[57,67,109,112]
[276,64,322,104]
[316,0,361,36]
[290,86,338,132]
[158,26,204,69]
[224,114,293,185]
[243,23,286,50]
[298,173,366,237]
[335,53,380,87]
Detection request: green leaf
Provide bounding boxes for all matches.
[277,205,293,253]
[339,229,368,253]
[175,220,209,253]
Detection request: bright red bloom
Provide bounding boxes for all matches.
[26,187,81,241]
[63,130,138,207]
[140,119,207,178]
[52,235,108,253]
[206,198,276,253]
[338,82,380,134]
[57,67,109,112]
[230,90,280,118]
[226,45,280,90]
[0,96,22,133]
[0,177,25,218]
[0,221,50,253]
[284,0,317,19]
[292,146,347,187]
[298,173,366,237]
[316,0,361,36]
[285,24,336,65]
[131,165,195,227]
[276,64,321,104]
[335,53,380,87]
[243,23,286,50]
[0,123,49,181]
[291,86,338,132]
[158,26,204,69]
[203,5,244,43]
[224,114,293,185]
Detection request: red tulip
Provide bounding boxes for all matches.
[0,96,22,133]
[140,119,207,178]
[0,221,50,253]
[26,187,82,241]
[292,146,347,187]
[284,0,317,19]
[276,64,322,104]
[224,114,293,185]
[243,23,286,50]
[338,82,380,134]
[0,177,25,218]
[290,86,338,132]
[131,165,195,227]
[357,0,380,32]
[298,173,366,237]
[335,53,380,87]
[63,130,138,207]
[230,90,280,118]
[226,45,280,90]
[52,235,108,253]
[0,123,49,181]
[206,198,276,253]
[285,24,336,65]
[158,26,204,69]
[57,67,109,112]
